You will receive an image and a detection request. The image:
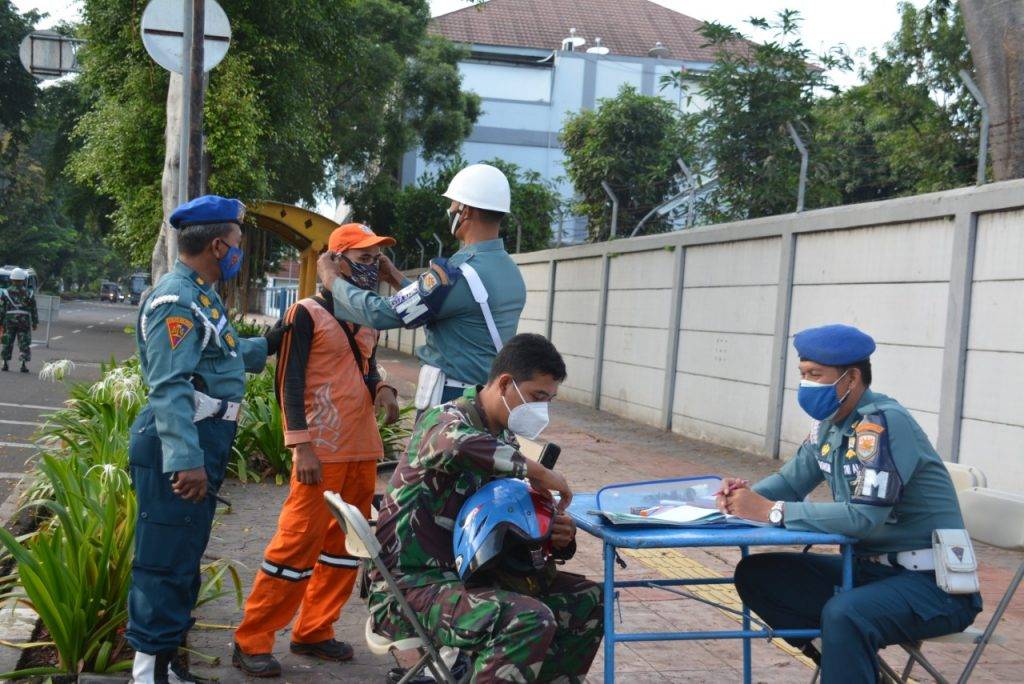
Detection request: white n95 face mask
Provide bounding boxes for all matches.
[503,379,550,440]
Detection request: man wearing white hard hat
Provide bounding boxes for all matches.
[318,163,526,411]
[1,268,38,373]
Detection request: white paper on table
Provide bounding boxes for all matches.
[651,504,723,524]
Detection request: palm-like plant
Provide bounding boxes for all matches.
[0,454,136,676]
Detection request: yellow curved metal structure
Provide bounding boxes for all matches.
[249,201,337,299]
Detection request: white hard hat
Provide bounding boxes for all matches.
[443,164,511,213]
[10,268,27,281]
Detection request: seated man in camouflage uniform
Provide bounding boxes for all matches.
[369,333,603,683]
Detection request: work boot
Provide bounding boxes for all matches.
[289,638,354,661]
[232,643,282,678]
[20,362,28,373]
[169,652,205,683]
[1,361,7,371]
[385,651,470,683]
[132,650,174,683]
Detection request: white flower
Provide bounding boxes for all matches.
[38,359,76,382]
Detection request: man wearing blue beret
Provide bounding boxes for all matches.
[717,323,981,683]
[127,195,289,683]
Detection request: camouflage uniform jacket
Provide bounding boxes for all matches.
[0,286,38,326]
[373,387,529,590]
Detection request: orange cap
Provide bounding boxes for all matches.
[328,223,396,253]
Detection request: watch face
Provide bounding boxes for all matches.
[769,507,783,524]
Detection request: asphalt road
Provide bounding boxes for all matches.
[0,300,138,507]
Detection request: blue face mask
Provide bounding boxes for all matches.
[797,370,851,421]
[217,241,243,281]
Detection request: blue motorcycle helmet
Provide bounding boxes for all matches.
[453,478,555,586]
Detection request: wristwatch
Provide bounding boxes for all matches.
[768,500,785,527]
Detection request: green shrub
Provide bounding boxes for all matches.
[231,365,291,484]
[2,360,243,677]
[379,404,416,460]
[0,454,136,676]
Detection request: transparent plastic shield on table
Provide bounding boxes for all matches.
[596,476,723,515]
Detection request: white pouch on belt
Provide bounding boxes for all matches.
[932,528,980,594]
[415,364,446,411]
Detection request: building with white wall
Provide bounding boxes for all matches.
[408,0,744,243]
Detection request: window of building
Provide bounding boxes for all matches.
[459,61,553,102]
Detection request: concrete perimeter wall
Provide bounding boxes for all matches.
[380,179,1024,493]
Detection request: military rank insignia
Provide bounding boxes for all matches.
[821,443,831,456]
[166,317,194,349]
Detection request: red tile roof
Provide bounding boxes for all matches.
[430,0,746,62]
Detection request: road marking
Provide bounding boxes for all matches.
[0,419,42,427]
[51,335,63,340]
[0,401,62,411]
[0,472,26,480]
[0,441,36,450]
[86,325,94,329]
[72,329,81,334]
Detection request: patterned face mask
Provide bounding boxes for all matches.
[340,254,380,290]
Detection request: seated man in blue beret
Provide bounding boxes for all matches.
[717,323,981,683]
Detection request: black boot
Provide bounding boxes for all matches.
[169,652,207,683]
[20,362,28,373]
[290,638,354,662]
[153,651,174,684]
[232,642,282,678]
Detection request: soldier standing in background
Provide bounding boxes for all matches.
[1,268,38,373]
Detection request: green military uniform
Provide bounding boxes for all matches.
[1,283,38,366]
[127,260,268,656]
[330,239,526,392]
[736,389,982,682]
[369,388,603,683]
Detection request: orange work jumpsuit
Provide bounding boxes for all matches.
[235,295,391,654]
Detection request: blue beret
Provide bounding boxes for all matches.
[794,324,876,366]
[169,195,246,229]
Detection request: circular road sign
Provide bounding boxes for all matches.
[141,0,231,75]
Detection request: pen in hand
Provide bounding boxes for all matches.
[714,479,749,497]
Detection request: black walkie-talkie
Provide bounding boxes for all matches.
[538,442,561,470]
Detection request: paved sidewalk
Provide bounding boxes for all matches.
[189,348,1023,683]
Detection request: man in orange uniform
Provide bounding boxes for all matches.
[233,224,403,677]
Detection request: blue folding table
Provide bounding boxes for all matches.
[567,494,856,684]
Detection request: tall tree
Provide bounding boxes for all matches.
[561,85,694,240]
[0,0,36,137]
[813,1,977,201]
[687,11,845,221]
[69,0,479,280]
[960,0,1024,180]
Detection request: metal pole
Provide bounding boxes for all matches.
[786,122,807,213]
[187,0,205,199]
[677,158,696,229]
[600,180,619,239]
[415,238,426,267]
[432,233,443,258]
[959,69,989,185]
[515,221,522,253]
[44,297,52,348]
